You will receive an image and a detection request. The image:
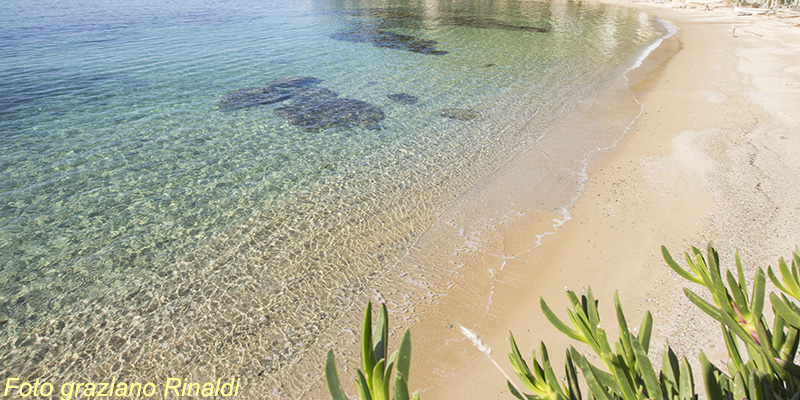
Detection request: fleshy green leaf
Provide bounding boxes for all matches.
[564,350,581,399]
[375,304,389,363]
[727,270,748,314]
[775,358,800,380]
[371,359,388,400]
[733,372,746,400]
[700,352,724,400]
[632,339,662,399]
[396,329,412,383]
[614,292,635,367]
[771,293,800,328]
[662,343,680,389]
[663,246,703,285]
[679,357,694,400]
[394,374,410,400]
[780,257,800,299]
[383,361,394,400]
[722,326,745,374]
[751,269,766,321]
[736,252,747,296]
[541,297,585,343]
[638,311,653,353]
[684,288,723,320]
[608,350,636,400]
[508,332,538,392]
[507,381,527,400]
[357,370,373,400]
[782,327,800,360]
[768,266,791,295]
[325,350,348,400]
[363,301,376,387]
[584,289,600,333]
[572,348,613,400]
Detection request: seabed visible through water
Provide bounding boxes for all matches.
[0,0,668,397]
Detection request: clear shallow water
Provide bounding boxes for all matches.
[0,0,664,396]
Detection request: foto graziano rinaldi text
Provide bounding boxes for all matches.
[3,377,241,399]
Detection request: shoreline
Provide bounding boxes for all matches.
[297,3,669,398]
[414,2,800,398]
[295,2,800,399]
[408,4,706,397]
[0,3,691,399]
[295,2,800,398]
[303,3,687,398]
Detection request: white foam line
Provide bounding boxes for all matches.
[628,17,678,73]
[479,17,677,317]
[508,16,677,260]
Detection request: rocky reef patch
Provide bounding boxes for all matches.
[218,76,322,111]
[275,87,385,131]
[330,28,447,55]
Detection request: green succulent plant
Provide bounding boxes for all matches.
[324,245,800,400]
[508,287,695,400]
[325,301,420,400]
[507,244,800,400]
[662,245,800,399]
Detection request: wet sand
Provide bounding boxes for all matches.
[301,2,800,399]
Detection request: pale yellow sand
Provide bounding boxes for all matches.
[301,2,800,399]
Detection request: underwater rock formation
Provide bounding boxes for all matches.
[218,87,292,111]
[219,76,323,111]
[276,87,384,131]
[220,76,384,130]
[340,8,550,33]
[440,108,480,121]
[330,28,447,55]
[387,93,419,104]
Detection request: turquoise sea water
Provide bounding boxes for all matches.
[0,0,665,397]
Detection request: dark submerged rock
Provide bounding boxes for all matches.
[276,98,384,131]
[440,108,480,121]
[221,76,385,130]
[330,29,447,55]
[387,93,419,104]
[339,8,549,33]
[219,87,291,111]
[219,76,324,111]
[276,87,384,131]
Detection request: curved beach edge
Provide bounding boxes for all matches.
[413,1,800,398]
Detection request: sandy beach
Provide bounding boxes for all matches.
[299,1,800,398]
[413,2,800,398]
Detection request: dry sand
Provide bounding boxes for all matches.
[303,2,800,399]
